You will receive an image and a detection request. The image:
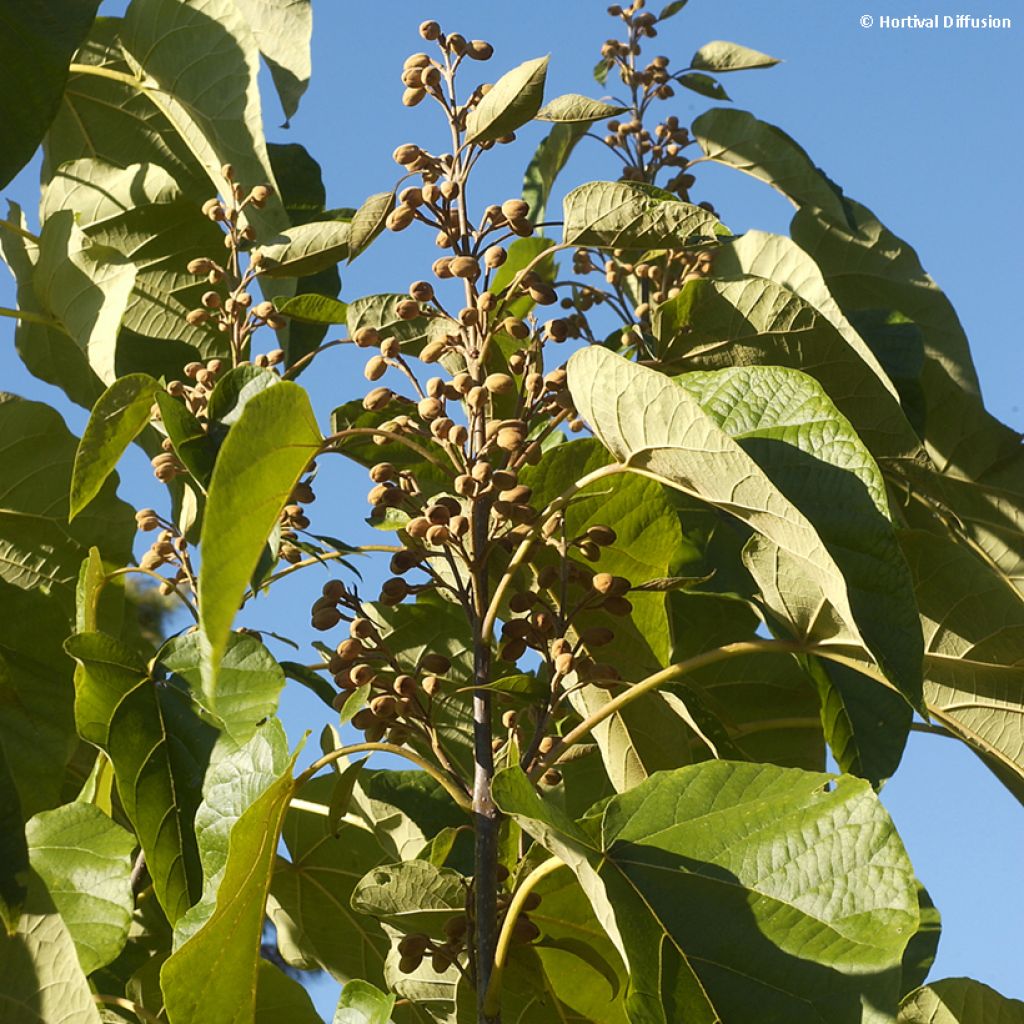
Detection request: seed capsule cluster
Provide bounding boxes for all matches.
[134,509,197,597]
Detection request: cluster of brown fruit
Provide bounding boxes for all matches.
[134,508,196,597]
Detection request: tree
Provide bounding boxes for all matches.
[1,1,1022,1022]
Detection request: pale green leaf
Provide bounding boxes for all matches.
[26,803,134,974]
[568,347,923,708]
[0,870,102,1024]
[690,40,780,73]
[173,719,289,948]
[899,978,1024,1023]
[41,158,226,356]
[562,180,719,249]
[495,761,919,1024]
[231,0,312,124]
[64,631,217,924]
[0,0,100,188]
[0,201,103,411]
[351,860,465,936]
[692,108,849,224]
[465,56,549,144]
[277,293,349,325]
[160,742,299,1024]
[159,632,286,744]
[348,192,396,263]
[334,980,395,1024]
[522,122,588,227]
[33,212,137,384]
[256,219,350,278]
[899,529,1024,798]
[121,0,289,236]
[536,94,627,123]
[657,0,688,21]
[346,294,431,354]
[70,374,160,520]
[198,382,321,686]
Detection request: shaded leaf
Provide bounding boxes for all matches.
[0,744,28,934]
[563,180,719,249]
[255,960,324,1023]
[690,40,780,73]
[0,0,100,188]
[465,56,549,144]
[495,761,918,1024]
[536,94,627,123]
[899,978,1024,1023]
[65,631,217,924]
[676,72,729,101]
[900,883,941,999]
[692,108,849,224]
[522,122,589,228]
[351,860,465,936]
[657,0,689,21]
[0,870,102,1024]
[71,373,160,520]
[198,382,321,686]
[25,802,134,973]
[346,294,431,355]
[155,391,218,490]
[160,741,299,1024]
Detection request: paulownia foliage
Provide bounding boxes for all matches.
[0,3,1021,1024]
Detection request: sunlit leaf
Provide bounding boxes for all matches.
[690,40,780,73]
[899,978,1024,1023]
[536,94,627,123]
[465,56,549,144]
[348,192,396,263]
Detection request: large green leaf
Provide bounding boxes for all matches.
[0,580,81,817]
[522,439,715,790]
[25,802,134,974]
[255,961,324,1024]
[465,56,549,145]
[495,761,919,1024]
[33,211,137,384]
[173,719,289,948]
[347,192,395,264]
[351,860,465,936]
[120,0,288,235]
[65,631,217,924]
[562,181,719,249]
[159,632,286,744]
[536,94,627,123]
[692,108,849,223]
[334,981,395,1024]
[899,529,1024,797]
[689,40,780,73]
[0,0,100,188]
[0,394,134,609]
[0,202,104,411]
[256,219,350,278]
[0,870,102,1024]
[653,230,926,467]
[568,347,923,708]
[160,742,299,1024]
[522,121,588,228]
[231,0,312,124]
[198,381,321,685]
[899,979,1024,1023]
[41,158,225,357]
[70,373,161,520]
[268,776,393,984]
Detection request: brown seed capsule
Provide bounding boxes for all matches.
[186,257,215,275]
[353,326,380,348]
[577,540,600,562]
[420,652,451,675]
[522,892,543,912]
[417,397,443,420]
[483,244,507,269]
[370,694,399,719]
[386,206,416,232]
[419,340,446,363]
[419,19,441,40]
[501,199,530,222]
[540,769,562,787]
[529,283,557,305]
[336,638,365,662]
[362,387,393,412]
[402,87,427,107]
[409,280,434,303]
[185,308,210,326]
[511,917,540,943]
[496,426,524,452]
[396,298,421,320]
[430,950,451,973]
[603,595,633,616]
[431,257,453,280]
[554,652,575,675]
[449,255,480,280]
[393,674,418,698]
[312,607,342,631]
[321,579,346,602]
[351,709,378,731]
[364,355,387,382]
[448,424,469,446]
[501,638,527,662]
[580,625,614,647]
[458,306,479,327]
[468,39,494,60]
[484,372,515,394]
[586,525,617,547]
[398,954,422,974]
[422,675,442,697]
[406,516,431,539]
[426,524,450,546]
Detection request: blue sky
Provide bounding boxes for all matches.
[2,0,1022,1014]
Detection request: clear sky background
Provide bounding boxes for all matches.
[2,0,1022,1015]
